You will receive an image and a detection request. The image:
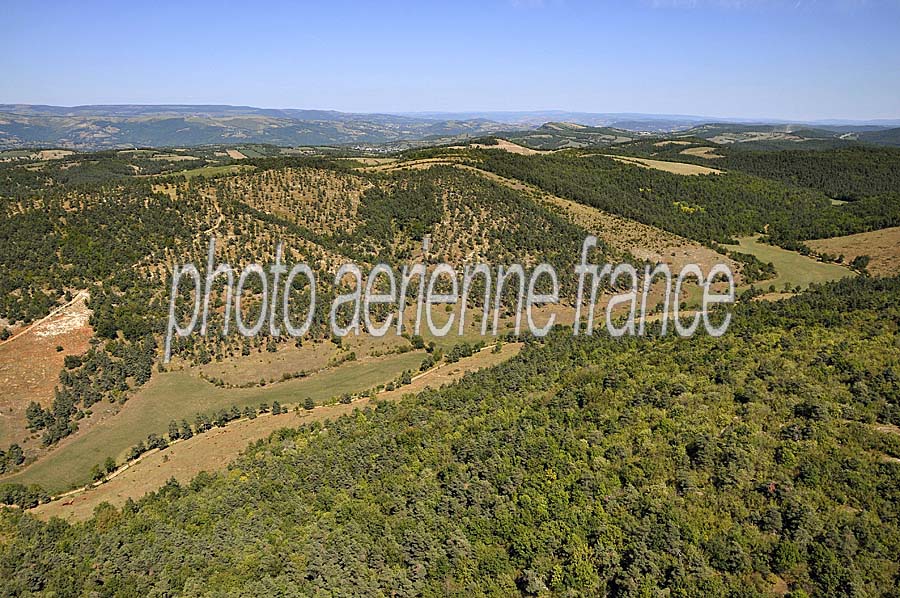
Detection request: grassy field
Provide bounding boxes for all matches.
[807,226,900,278]
[199,334,410,386]
[603,155,723,175]
[32,343,524,521]
[3,350,424,493]
[725,235,854,292]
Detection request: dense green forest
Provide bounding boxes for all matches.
[472,149,900,247]
[715,146,900,201]
[611,142,900,203]
[2,276,899,596]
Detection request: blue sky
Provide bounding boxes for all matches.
[2,0,899,120]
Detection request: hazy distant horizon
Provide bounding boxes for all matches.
[2,103,899,126]
[3,1,899,122]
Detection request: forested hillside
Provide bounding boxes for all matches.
[613,143,900,202]
[715,146,900,201]
[1,276,899,595]
[0,151,621,461]
[473,149,900,247]
[1,141,896,495]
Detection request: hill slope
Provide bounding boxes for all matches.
[2,276,899,595]
[0,106,511,150]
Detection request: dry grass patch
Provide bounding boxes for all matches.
[538,194,739,281]
[148,153,199,162]
[379,342,522,402]
[605,155,722,175]
[342,157,397,166]
[806,227,900,278]
[680,146,724,160]
[36,150,75,161]
[30,409,313,521]
[31,342,523,521]
[3,348,427,494]
[198,334,410,387]
[360,157,467,173]
[450,139,541,155]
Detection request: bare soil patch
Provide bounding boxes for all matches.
[0,292,93,449]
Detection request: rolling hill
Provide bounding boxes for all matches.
[0,105,511,150]
[4,106,900,151]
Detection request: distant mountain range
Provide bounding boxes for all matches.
[0,105,510,150]
[1,105,898,150]
[404,111,900,132]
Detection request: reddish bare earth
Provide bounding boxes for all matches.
[0,292,93,450]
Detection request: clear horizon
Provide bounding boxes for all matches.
[3,1,900,121]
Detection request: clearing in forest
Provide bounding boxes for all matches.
[464,139,542,155]
[724,236,854,292]
[605,155,723,175]
[537,193,739,280]
[0,292,93,449]
[30,342,523,521]
[806,226,900,277]
[679,146,724,159]
[2,349,426,493]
